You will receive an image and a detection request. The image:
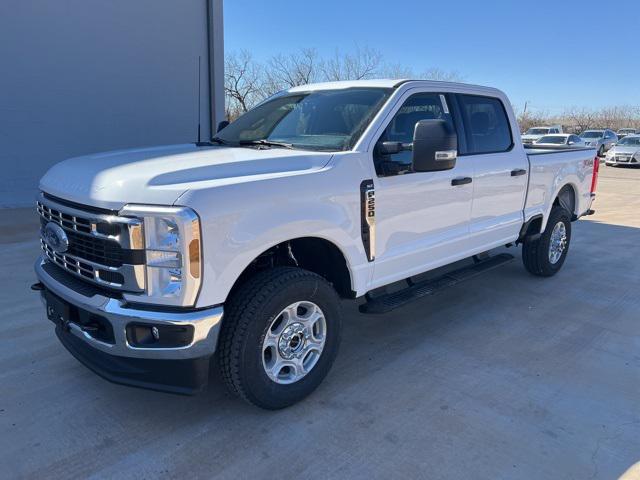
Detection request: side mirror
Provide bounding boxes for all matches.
[217,120,230,132]
[412,119,457,172]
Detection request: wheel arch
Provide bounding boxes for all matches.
[227,236,356,302]
[554,183,577,219]
[539,182,579,231]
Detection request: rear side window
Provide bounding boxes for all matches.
[457,95,512,154]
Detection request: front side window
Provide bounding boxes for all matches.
[216,88,391,151]
[458,95,512,154]
[373,93,454,176]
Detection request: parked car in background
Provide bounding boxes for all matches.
[521,125,563,145]
[580,129,618,156]
[616,128,639,139]
[534,134,585,148]
[605,134,640,166]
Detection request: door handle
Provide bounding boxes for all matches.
[451,177,472,186]
[511,168,527,177]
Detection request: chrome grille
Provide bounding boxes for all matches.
[37,202,92,234]
[37,193,145,292]
[39,216,124,267]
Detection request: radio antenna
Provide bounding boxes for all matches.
[197,55,202,144]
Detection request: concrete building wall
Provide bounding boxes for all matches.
[0,0,224,207]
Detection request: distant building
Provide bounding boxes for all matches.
[0,0,224,206]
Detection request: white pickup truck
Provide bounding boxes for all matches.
[33,80,599,409]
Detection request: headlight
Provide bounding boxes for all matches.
[120,205,202,307]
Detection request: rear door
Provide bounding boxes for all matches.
[455,94,528,249]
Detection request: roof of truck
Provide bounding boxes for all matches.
[287,79,503,95]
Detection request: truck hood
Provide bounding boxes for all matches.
[521,134,544,140]
[39,144,333,210]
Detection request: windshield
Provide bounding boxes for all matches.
[216,88,392,151]
[536,135,566,144]
[618,136,640,146]
[619,129,636,134]
[580,131,604,138]
[526,128,549,135]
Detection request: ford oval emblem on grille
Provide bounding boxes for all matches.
[43,222,69,253]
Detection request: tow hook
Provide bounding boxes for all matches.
[31,282,44,291]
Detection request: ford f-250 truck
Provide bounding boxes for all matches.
[33,80,599,409]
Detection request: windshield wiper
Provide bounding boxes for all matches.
[238,139,295,149]
[210,137,231,145]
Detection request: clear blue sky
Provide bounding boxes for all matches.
[225,0,639,114]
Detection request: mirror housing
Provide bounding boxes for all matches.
[412,119,457,172]
[217,120,230,132]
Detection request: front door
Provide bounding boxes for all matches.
[368,91,474,289]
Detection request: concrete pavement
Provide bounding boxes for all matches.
[1,166,639,479]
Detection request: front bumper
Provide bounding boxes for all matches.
[35,257,224,394]
[605,157,639,166]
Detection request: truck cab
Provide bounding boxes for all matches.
[34,80,598,409]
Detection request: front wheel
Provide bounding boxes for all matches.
[218,267,342,409]
[522,206,572,277]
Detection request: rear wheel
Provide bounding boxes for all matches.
[522,206,572,277]
[218,267,342,409]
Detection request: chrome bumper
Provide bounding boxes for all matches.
[35,257,223,360]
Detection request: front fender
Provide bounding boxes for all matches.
[177,161,370,307]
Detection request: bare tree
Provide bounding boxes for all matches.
[263,48,320,96]
[224,50,263,118]
[514,103,553,133]
[595,105,640,131]
[378,62,415,79]
[225,46,639,131]
[419,68,464,82]
[321,46,383,81]
[563,107,598,133]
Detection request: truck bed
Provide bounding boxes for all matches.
[524,145,597,226]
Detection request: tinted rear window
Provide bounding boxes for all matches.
[458,95,512,154]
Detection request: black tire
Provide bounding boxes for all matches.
[522,206,572,277]
[218,267,342,409]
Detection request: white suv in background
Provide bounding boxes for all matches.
[521,125,563,145]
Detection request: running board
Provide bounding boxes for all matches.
[359,253,515,314]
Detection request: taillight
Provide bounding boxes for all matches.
[590,156,599,194]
